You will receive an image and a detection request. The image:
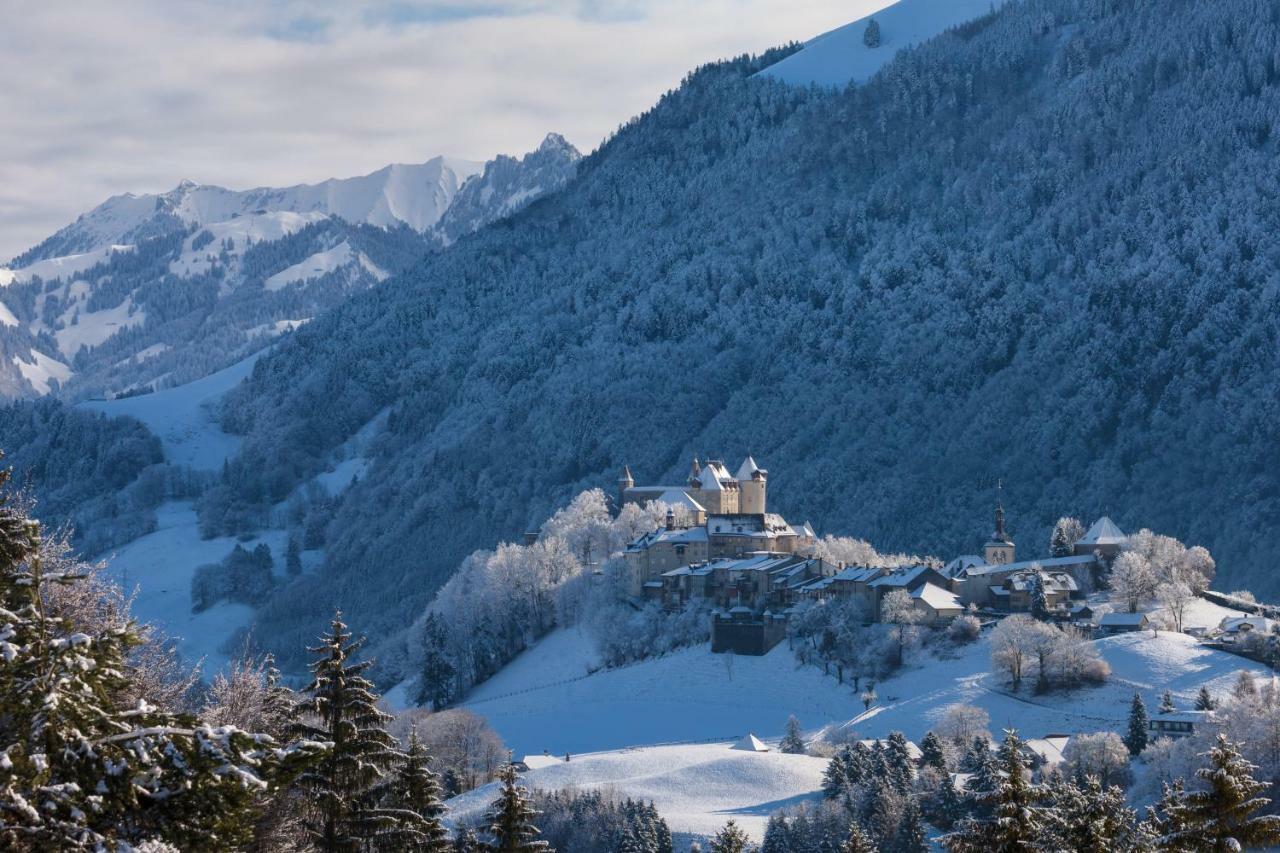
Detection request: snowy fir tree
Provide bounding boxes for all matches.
[286,537,303,577]
[895,798,927,853]
[823,749,852,799]
[841,822,878,853]
[919,731,947,773]
[379,724,450,851]
[862,17,881,48]
[1195,685,1217,711]
[709,820,750,853]
[943,731,1042,852]
[291,612,404,852]
[1155,734,1280,852]
[1125,693,1149,756]
[1159,690,1176,715]
[929,774,965,830]
[885,731,916,794]
[1029,573,1050,622]
[1041,775,1152,853]
[780,715,806,754]
[484,762,549,852]
[453,827,482,853]
[0,461,323,851]
[415,612,457,709]
[1050,518,1085,558]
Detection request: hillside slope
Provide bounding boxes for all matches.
[204,0,1280,663]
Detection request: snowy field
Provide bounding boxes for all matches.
[99,501,288,672]
[80,351,262,469]
[446,741,828,842]
[460,628,861,757]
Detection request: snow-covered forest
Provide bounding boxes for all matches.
[169,0,1280,672]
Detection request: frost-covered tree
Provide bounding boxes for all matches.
[896,798,926,852]
[1126,693,1149,756]
[885,731,916,794]
[1029,571,1050,622]
[1159,690,1176,715]
[1063,732,1131,789]
[1195,685,1217,711]
[485,762,549,852]
[937,704,990,749]
[920,731,948,772]
[1155,581,1193,634]
[1050,518,1085,558]
[415,612,457,710]
[880,588,921,667]
[291,612,403,851]
[1155,734,1280,852]
[1042,775,1150,852]
[990,615,1039,690]
[780,715,806,754]
[1111,552,1157,613]
[1233,669,1257,700]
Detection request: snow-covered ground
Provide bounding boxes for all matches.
[11,349,72,394]
[100,501,288,672]
[446,741,828,842]
[79,350,262,469]
[460,628,860,757]
[760,0,1008,88]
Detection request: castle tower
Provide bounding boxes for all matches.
[737,456,768,515]
[687,456,702,489]
[618,465,634,509]
[983,481,1015,565]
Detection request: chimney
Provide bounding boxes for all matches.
[666,508,675,531]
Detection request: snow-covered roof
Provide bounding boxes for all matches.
[944,555,988,577]
[961,554,1097,577]
[868,565,940,588]
[732,733,770,752]
[911,582,963,611]
[1100,612,1149,626]
[1151,710,1211,725]
[655,489,706,512]
[626,525,709,551]
[831,566,885,584]
[1022,736,1070,766]
[698,466,724,491]
[1219,616,1274,633]
[1078,516,1126,546]
[735,456,765,480]
[1002,570,1078,594]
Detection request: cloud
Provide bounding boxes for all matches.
[0,0,887,261]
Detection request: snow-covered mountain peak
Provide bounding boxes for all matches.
[760,0,1009,88]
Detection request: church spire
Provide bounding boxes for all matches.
[993,478,1008,542]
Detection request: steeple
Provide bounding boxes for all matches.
[984,479,1015,565]
[993,479,1009,543]
[618,465,634,510]
[688,456,702,488]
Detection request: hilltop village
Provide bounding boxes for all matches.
[619,457,1161,654]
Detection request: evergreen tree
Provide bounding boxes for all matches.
[286,537,304,577]
[416,612,458,710]
[780,714,806,754]
[292,611,403,852]
[1042,775,1150,853]
[823,749,851,799]
[865,779,899,847]
[485,762,549,852]
[0,465,322,851]
[1159,690,1176,714]
[1029,572,1050,621]
[885,731,915,794]
[920,731,948,773]
[895,798,927,853]
[930,774,965,830]
[942,731,1043,852]
[709,819,750,853]
[1157,734,1280,852]
[1125,692,1149,756]
[1195,685,1217,711]
[862,18,881,48]
[381,724,450,851]
[842,822,878,853]
[761,814,790,853]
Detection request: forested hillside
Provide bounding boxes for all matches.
[206,0,1280,664]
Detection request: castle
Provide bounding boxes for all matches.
[619,455,769,519]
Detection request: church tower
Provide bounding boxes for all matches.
[618,465,634,510]
[983,483,1015,565]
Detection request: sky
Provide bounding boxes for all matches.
[0,0,888,262]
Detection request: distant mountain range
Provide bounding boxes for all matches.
[0,134,580,399]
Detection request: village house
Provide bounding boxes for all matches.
[1073,516,1127,561]
[910,582,965,626]
[1149,710,1210,740]
[657,552,834,611]
[868,565,952,612]
[991,568,1079,613]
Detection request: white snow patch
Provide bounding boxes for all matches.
[101,501,288,672]
[246,318,310,338]
[0,268,14,287]
[313,456,370,494]
[0,300,17,327]
[446,742,827,842]
[13,245,133,283]
[264,242,353,291]
[79,350,262,469]
[760,0,1008,88]
[11,350,72,395]
[169,211,329,277]
[53,297,145,357]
